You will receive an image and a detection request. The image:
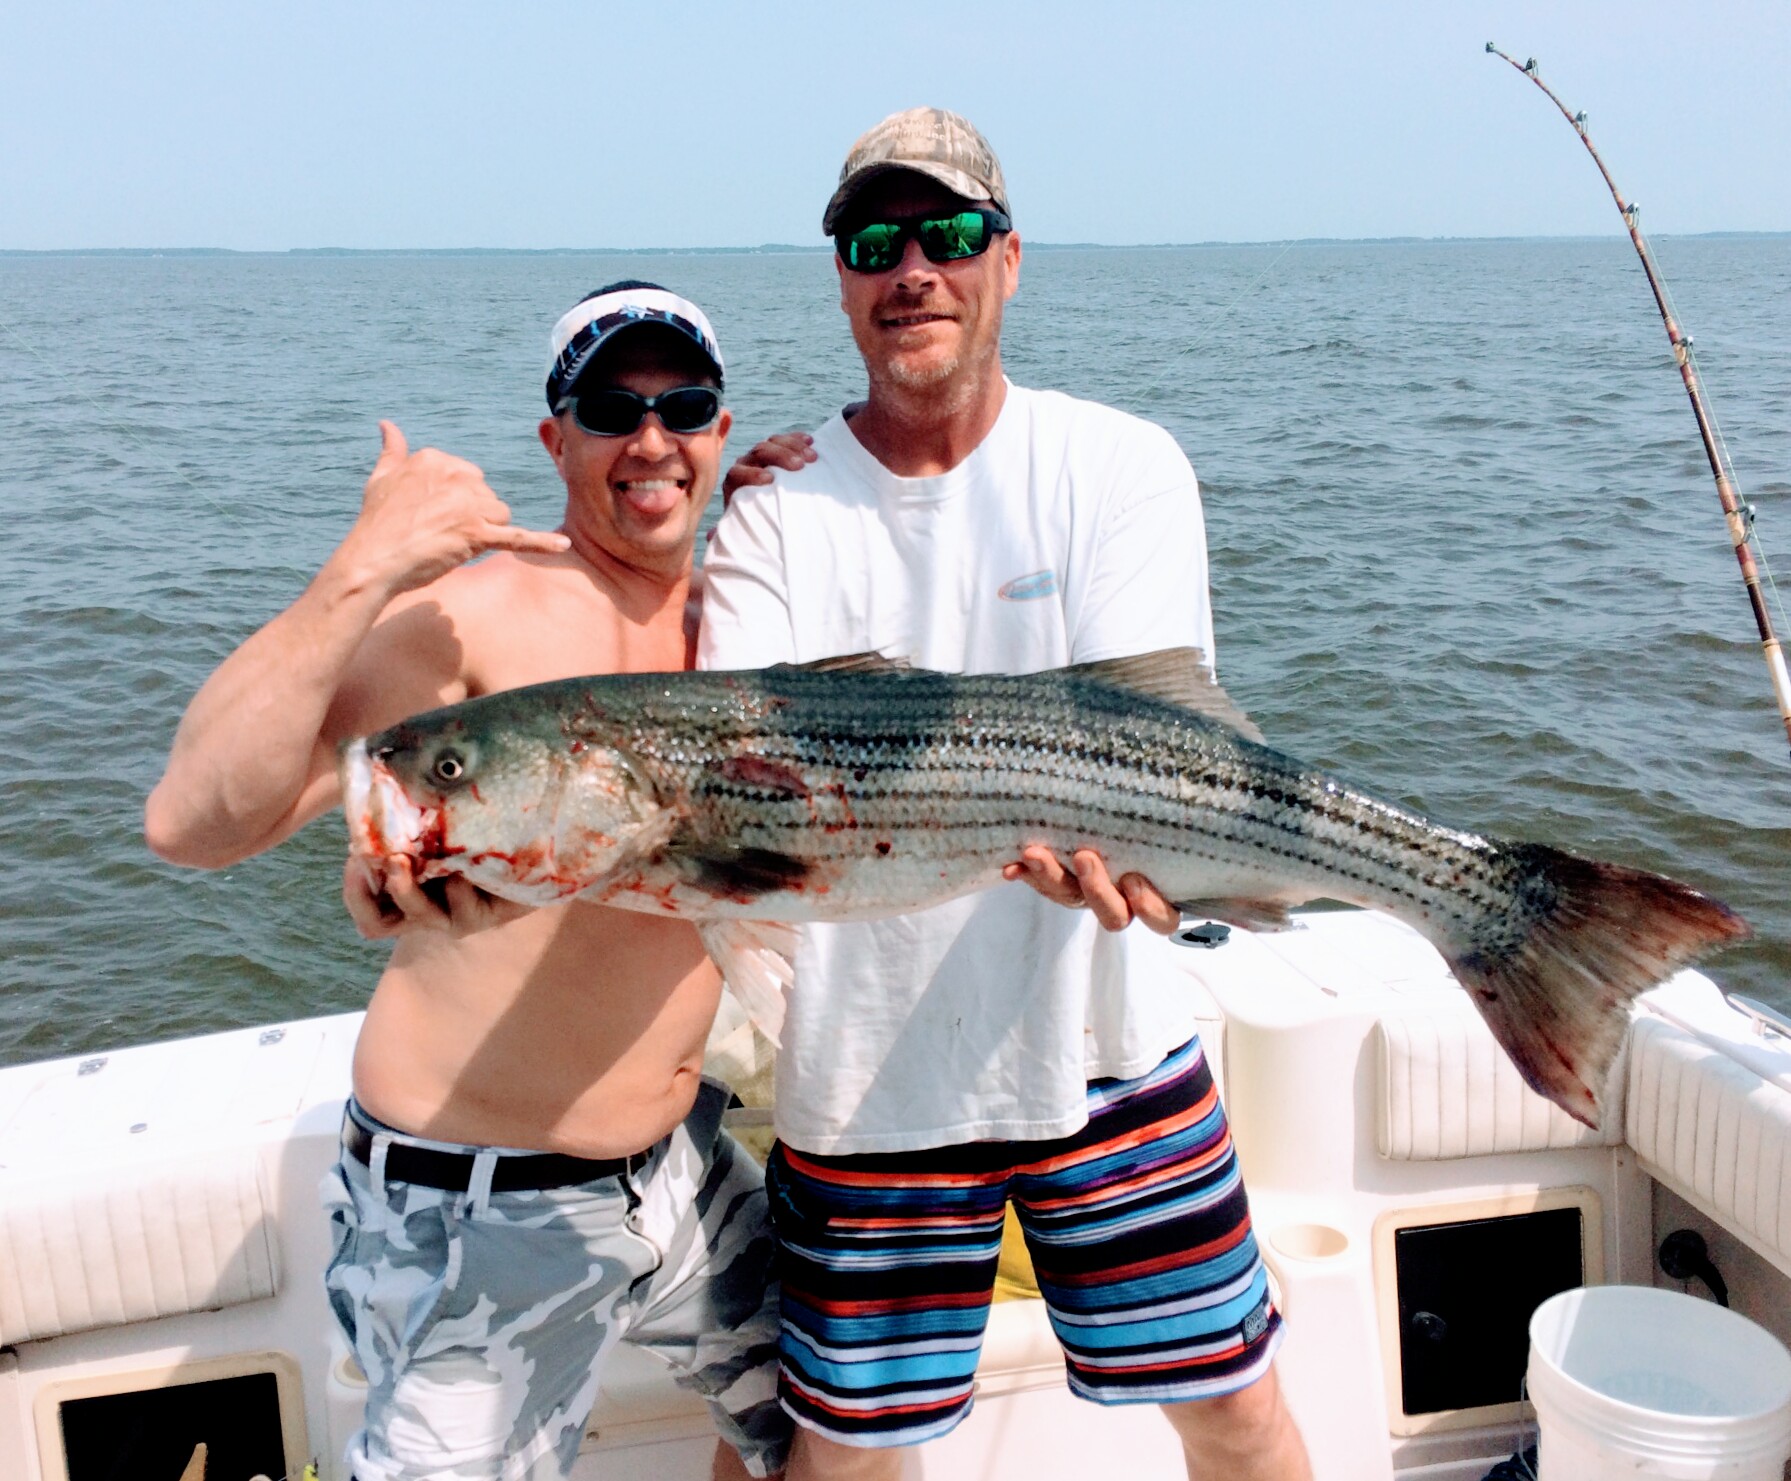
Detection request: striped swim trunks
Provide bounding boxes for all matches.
[766,1036,1283,1447]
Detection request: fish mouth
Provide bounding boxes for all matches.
[341,738,435,862]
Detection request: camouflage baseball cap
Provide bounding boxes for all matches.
[822,107,1010,235]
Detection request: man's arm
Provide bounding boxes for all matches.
[144,423,569,868]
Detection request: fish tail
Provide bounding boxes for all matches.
[1442,843,1750,1130]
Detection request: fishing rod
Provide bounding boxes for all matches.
[1487,43,1791,758]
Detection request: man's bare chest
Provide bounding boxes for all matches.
[460,609,688,699]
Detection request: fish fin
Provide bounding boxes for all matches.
[1441,844,1750,1130]
[699,919,799,1046]
[1177,898,1299,932]
[1064,648,1265,743]
[770,652,913,675]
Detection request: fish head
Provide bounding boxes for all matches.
[340,701,663,906]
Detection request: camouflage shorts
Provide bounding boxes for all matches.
[321,1080,788,1481]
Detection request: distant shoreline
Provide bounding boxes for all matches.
[3,232,1788,258]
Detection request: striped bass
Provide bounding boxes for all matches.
[339,649,1748,1129]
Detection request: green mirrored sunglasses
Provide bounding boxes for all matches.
[835,207,1012,274]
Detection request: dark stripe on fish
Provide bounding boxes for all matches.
[685,846,814,900]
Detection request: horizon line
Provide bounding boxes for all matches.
[3,230,1789,258]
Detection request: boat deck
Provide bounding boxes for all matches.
[3,910,1787,1480]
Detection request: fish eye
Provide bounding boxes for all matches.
[431,750,468,785]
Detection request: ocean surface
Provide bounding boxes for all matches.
[1,239,1787,1066]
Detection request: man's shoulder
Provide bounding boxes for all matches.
[386,551,624,680]
[416,549,562,615]
[1007,384,1184,455]
[785,413,878,491]
[1002,385,1192,491]
[721,415,879,520]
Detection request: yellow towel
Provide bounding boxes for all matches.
[992,1205,1041,1302]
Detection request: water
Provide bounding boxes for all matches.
[1,240,1787,1065]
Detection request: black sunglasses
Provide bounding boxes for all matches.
[835,207,1012,274]
[566,385,722,437]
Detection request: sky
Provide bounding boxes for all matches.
[2,1,1788,251]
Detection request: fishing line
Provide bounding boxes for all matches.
[1625,240,1791,635]
[1648,273,1791,696]
[1489,44,1791,756]
[1641,238,1791,637]
[1670,339,1791,638]
[0,305,244,529]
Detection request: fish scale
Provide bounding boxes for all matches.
[637,673,1535,924]
[342,650,1749,1129]
[655,675,1288,905]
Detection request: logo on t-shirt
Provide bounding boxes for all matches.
[998,569,1059,601]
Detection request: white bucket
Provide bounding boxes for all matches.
[1528,1285,1791,1480]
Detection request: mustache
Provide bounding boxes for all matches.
[874,299,954,320]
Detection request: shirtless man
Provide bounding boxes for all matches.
[145,283,802,1481]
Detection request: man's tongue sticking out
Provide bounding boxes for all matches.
[616,474,687,519]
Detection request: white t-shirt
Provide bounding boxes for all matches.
[698,383,1215,1155]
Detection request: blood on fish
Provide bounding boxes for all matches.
[461,837,557,884]
[817,781,859,833]
[414,810,456,861]
[718,755,812,796]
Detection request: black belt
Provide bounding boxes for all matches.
[342,1116,644,1193]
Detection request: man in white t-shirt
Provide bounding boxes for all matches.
[700,109,1311,1481]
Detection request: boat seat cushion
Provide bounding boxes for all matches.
[1375,1011,1624,1160]
[1626,1014,1791,1277]
[0,1143,279,1346]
